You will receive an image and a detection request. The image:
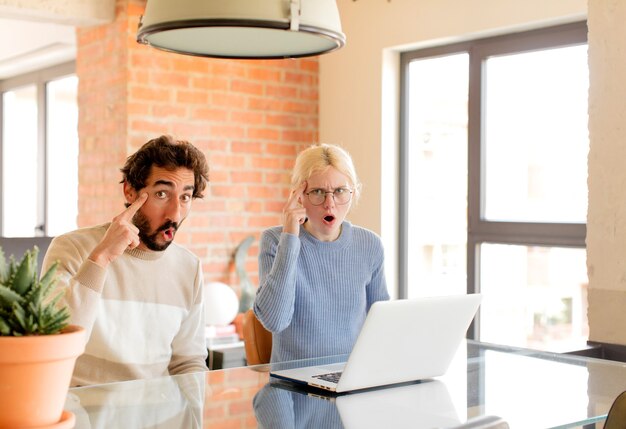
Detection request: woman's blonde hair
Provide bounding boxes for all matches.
[291,143,361,204]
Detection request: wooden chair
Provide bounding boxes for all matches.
[242,309,272,366]
[604,391,626,429]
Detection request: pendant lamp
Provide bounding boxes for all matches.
[137,0,346,59]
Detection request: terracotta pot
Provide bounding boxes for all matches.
[0,325,85,429]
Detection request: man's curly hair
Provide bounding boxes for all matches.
[120,135,209,199]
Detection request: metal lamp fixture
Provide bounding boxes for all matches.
[136,0,346,59]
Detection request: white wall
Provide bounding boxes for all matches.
[319,0,586,295]
[587,0,626,345]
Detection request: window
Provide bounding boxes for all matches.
[400,22,588,352]
[0,62,78,237]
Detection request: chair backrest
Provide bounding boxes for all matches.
[604,391,626,429]
[242,309,272,366]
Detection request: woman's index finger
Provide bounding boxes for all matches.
[288,181,307,206]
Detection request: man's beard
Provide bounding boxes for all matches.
[132,211,180,251]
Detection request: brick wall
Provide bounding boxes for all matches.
[76,0,318,293]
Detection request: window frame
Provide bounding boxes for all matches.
[399,22,588,339]
[0,61,76,237]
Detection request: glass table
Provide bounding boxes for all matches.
[65,340,626,428]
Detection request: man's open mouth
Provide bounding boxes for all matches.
[159,222,178,241]
[163,228,174,240]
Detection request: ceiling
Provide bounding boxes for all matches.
[0,17,76,79]
[0,0,114,80]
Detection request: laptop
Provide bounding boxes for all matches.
[270,294,482,394]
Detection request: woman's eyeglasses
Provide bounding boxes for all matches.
[305,188,353,206]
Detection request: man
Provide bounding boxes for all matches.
[43,135,210,386]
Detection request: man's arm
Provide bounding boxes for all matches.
[169,261,208,374]
[41,194,148,340]
[42,230,108,340]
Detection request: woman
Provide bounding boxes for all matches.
[254,143,389,363]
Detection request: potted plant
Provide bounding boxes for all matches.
[0,246,85,429]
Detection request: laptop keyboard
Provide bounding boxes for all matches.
[312,371,343,384]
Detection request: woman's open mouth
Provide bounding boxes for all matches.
[323,215,335,223]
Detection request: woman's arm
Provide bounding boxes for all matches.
[254,229,301,332]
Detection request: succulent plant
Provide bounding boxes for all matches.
[0,246,69,336]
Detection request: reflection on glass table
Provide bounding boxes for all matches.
[65,340,626,428]
[254,378,464,428]
[66,372,205,429]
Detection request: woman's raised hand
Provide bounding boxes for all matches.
[282,182,307,235]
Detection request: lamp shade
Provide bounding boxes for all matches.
[204,282,239,327]
[137,0,346,59]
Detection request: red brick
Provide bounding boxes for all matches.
[232,141,263,154]
[210,125,245,139]
[176,90,208,104]
[207,170,229,183]
[285,71,316,86]
[248,216,280,228]
[247,67,282,81]
[129,86,170,102]
[126,1,145,17]
[172,58,210,74]
[266,85,298,99]
[267,143,298,156]
[210,185,247,198]
[266,114,298,128]
[251,156,283,170]
[231,171,263,183]
[213,93,247,109]
[281,158,297,170]
[192,76,229,91]
[247,97,280,112]
[231,79,264,95]
[264,200,288,213]
[191,107,228,122]
[284,100,317,114]
[300,87,319,100]
[247,127,280,141]
[299,59,319,72]
[282,129,317,143]
[151,71,190,87]
[170,121,211,136]
[152,105,187,118]
[230,110,264,125]
[299,116,318,129]
[226,200,246,212]
[130,120,167,134]
[248,186,278,199]
[210,61,247,78]
[229,231,259,244]
[265,172,291,184]
[249,198,272,213]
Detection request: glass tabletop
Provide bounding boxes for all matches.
[65,340,626,428]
